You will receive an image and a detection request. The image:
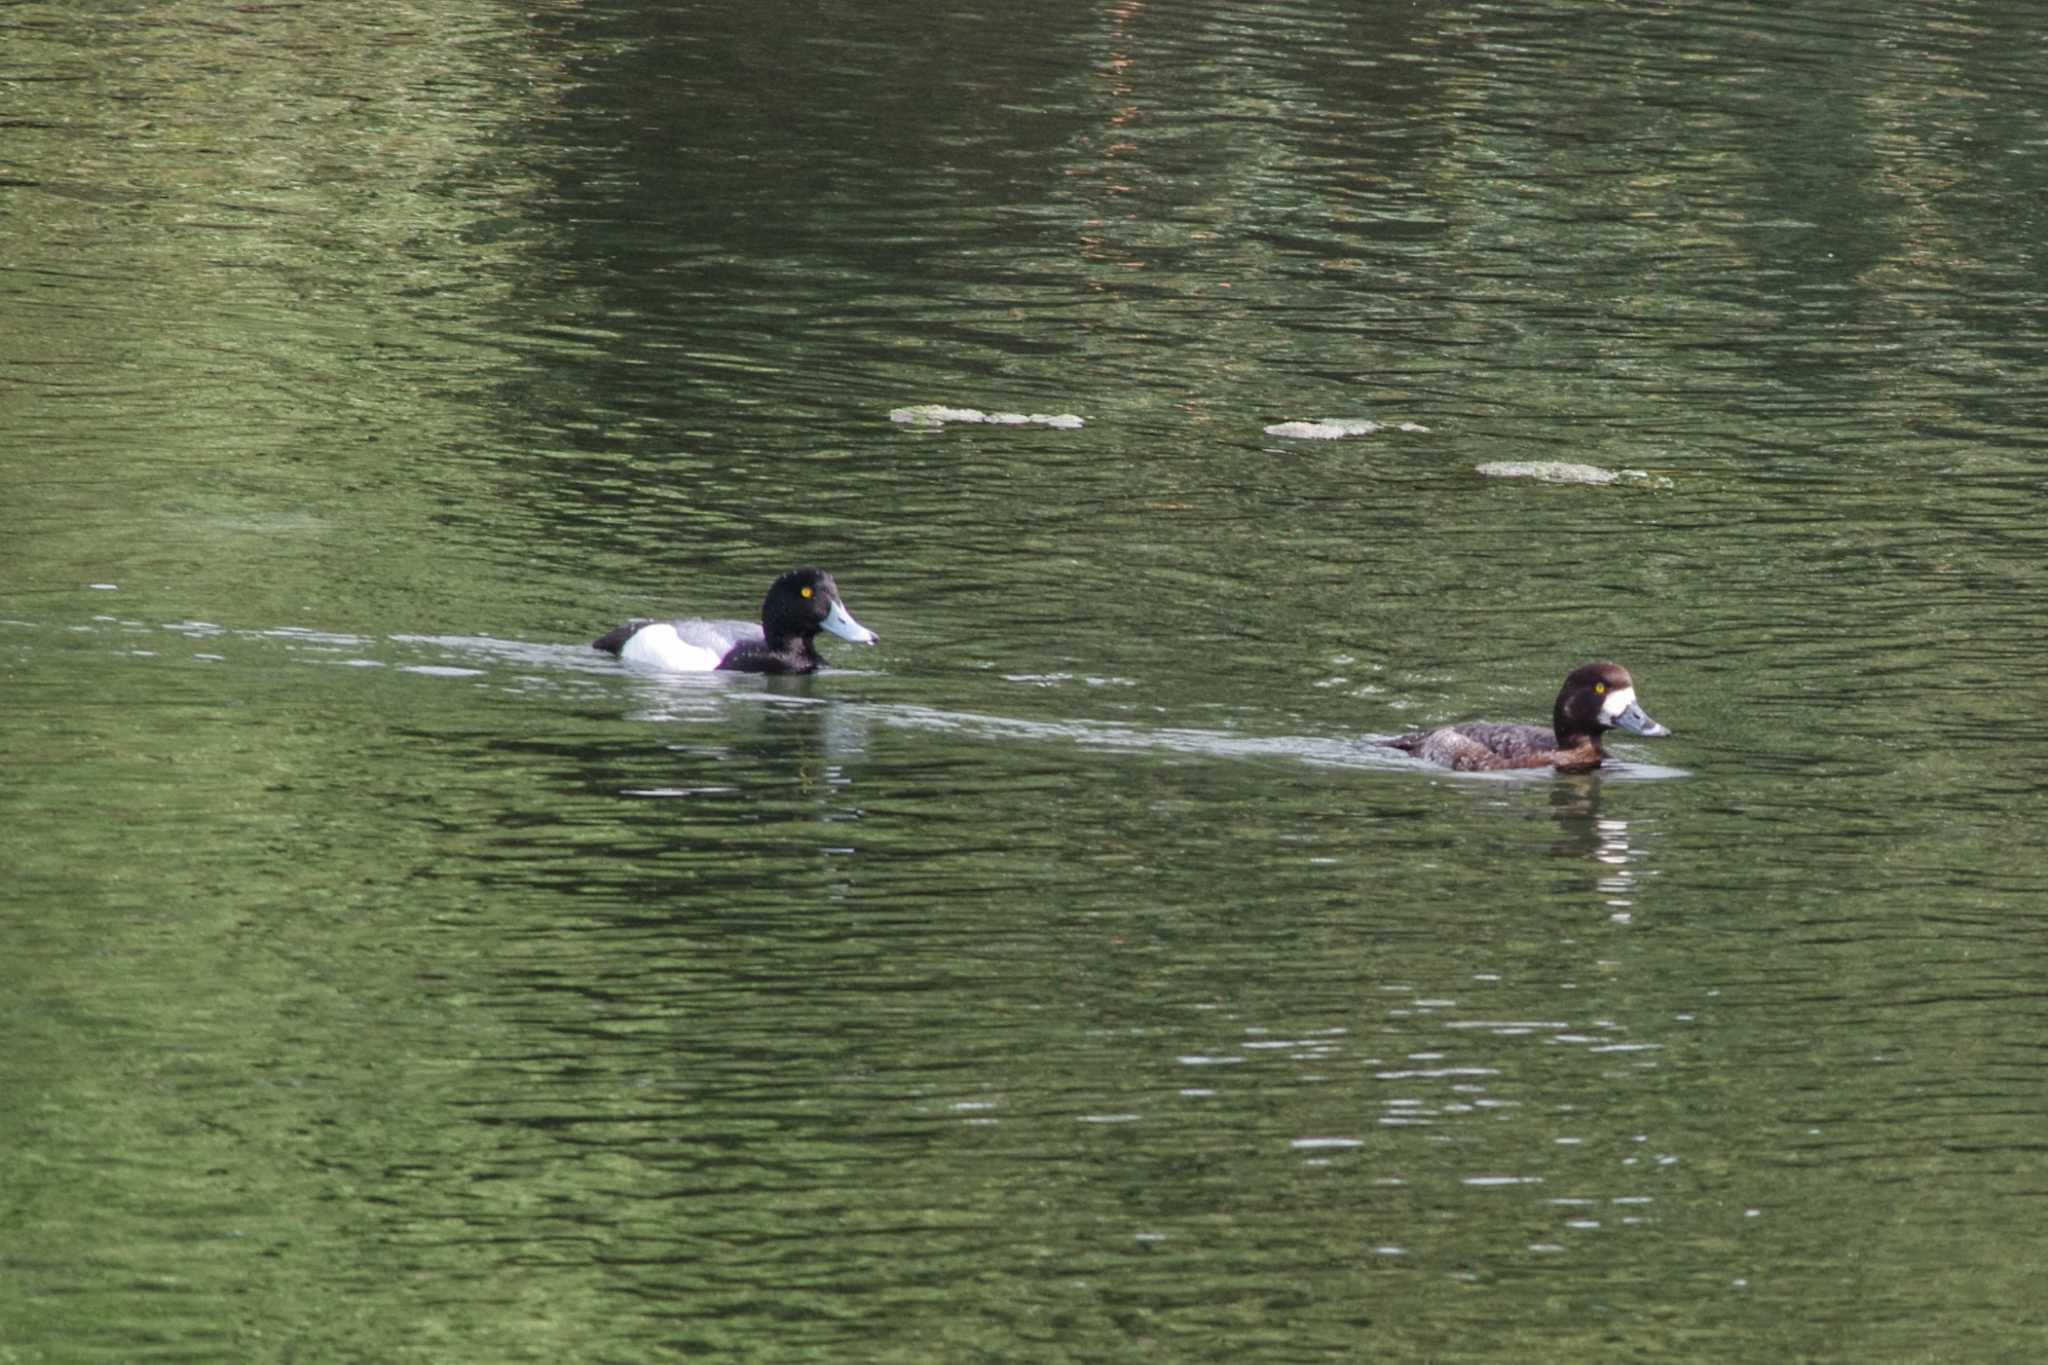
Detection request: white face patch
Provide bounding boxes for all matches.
[1598,685,1637,724]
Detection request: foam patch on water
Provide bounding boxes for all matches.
[889,404,1084,429]
[1264,418,1431,439]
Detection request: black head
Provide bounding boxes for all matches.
[1553,661,1670,746]
[758,568,878,650]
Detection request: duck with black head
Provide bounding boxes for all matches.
[1384,661,1670,772]
[593,568,877,674]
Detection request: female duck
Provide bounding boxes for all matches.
[594,568,877,674]
[1385,661,1669,772]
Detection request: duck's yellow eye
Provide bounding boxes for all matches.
[1593,682,1607,695]
[800,586,814,600]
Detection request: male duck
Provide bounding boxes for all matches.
[593,568,877,674]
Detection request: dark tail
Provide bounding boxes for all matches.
[592,621,650,656]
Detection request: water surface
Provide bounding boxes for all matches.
[7,0,2048,1359]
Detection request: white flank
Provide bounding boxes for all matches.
[619,624,721,671]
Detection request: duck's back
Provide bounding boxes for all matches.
[1389,721,1557,771]
[594,617,763,671]
[671,618,762,655]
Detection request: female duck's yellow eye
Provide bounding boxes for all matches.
[800,586,814,600]
[1593,682,1607,695]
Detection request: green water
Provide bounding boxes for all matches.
[7,0,2048,1360]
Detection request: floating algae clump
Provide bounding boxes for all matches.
[890,404,1084,429]
[1475,461,1669,487]
[1263,418,1431,439]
